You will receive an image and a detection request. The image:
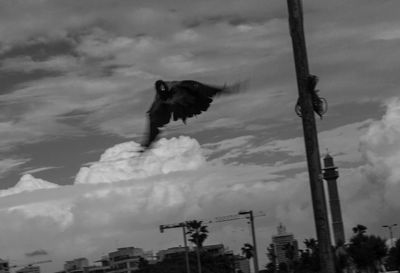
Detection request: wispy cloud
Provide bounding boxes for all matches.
[1,56,80,73]
[0,158,30,178]
[21,167,62,176]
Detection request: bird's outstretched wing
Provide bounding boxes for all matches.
[142,95,171,149]
[141,79,245,149]
[167,80,240,123]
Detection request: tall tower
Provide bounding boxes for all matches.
[322,153,345,245]
[271,224,298,267]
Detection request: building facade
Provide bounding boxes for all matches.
[84,256,111,273]
[156,246,189,262]
[108,247,145,273]
[271,224,299,267]
[64,258,89,273]
[84,265,109,273]
[201,244,226,256]
[16,266,40,273]
[233,256,251,273]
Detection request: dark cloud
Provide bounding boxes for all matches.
[0,38,77,61]
[0,38,77,95]
[25,249,48,257]
[182,14,259,29]
[0,70,59,95]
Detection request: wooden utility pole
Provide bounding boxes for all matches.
[286,1,336,273]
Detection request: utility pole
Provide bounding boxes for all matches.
[160,222,191,273]
[182,225,191,273]
[286,1,335,273]
[239,210,259,273]
[382,224,397,248]
[195,234,202,273]
[203,211,265,273]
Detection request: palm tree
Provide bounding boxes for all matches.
[348,225,387,273]
[186,220,209,273]
[186,220,209,248]
[296,238,320,273]
[241,243,254,259]
[352,224,367,236]
[304,238,318,251]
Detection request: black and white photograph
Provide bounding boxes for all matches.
[0,1,399,273]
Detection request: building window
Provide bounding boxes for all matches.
[129,262,138,268]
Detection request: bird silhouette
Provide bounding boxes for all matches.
[141,79,244,149]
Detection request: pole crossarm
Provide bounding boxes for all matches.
[159,222,186,233]
[160,211,266,229]
[382,224,398,248]
[159,221,191,273]
[217,212,265,223]
[202,211,266,224]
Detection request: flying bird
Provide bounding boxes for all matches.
[141,79,244,149]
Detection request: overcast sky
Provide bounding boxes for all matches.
[1,0,400,272]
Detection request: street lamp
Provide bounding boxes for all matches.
[239,210,259,273]
[382,224,397,248]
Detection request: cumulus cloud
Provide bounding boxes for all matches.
[0,136,287,271]
[359,98,400,207]
[75,136,205,184]
[8,201,74,229]
[2,96,400,271]
[0,174,59,197]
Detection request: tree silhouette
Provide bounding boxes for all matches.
[186,220,209,273]
[265,262,276,273]
[295,238,320,273]
[333,241,350,273]
[186,220,209,248]
[241,243,254,259]
[266,243,276,262]
[348,225,387,273]
[283,242,297,273]
[352,224,367,236]
[386,239,400,271]
[265,243,277,273]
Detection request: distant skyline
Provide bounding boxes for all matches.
[1,1,400,272]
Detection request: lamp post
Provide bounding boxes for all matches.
[239,210,259,273]
[382,224,397,248]
[160,223,191,273]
